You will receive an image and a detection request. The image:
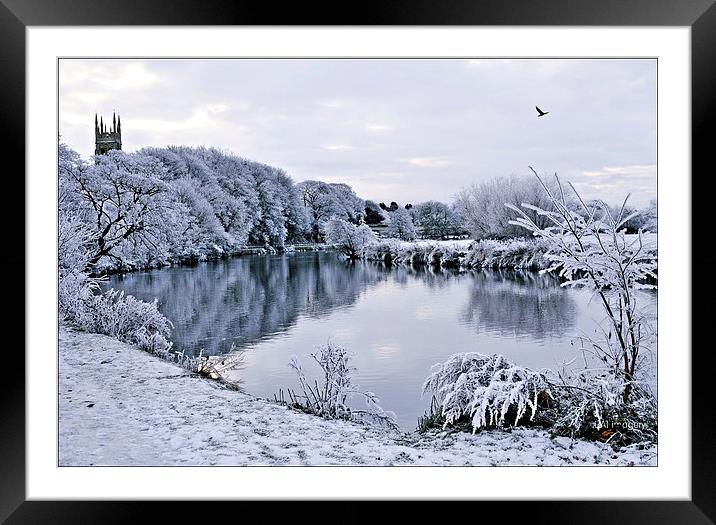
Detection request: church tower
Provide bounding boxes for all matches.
[94,112,122,155]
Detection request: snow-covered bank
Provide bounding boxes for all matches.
[360,234,657,272]
[59,325,656,466]
[364,238,553,270]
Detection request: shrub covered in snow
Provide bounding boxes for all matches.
[462,238,551,270]
[360,237,551,271]
[59,270,174,359]
[547,367,658,445]
[422,352,551,432]
[282,342,397,429]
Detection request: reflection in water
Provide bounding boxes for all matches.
[461,270,576,339]
[105,252,636,429]
[106,254,390,355]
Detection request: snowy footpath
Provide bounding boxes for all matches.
[59,325,656,466]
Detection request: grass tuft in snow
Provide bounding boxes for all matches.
[277,341,398,430]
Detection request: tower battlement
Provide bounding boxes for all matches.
[94,112,122,155]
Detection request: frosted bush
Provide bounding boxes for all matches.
[422,352,551,432]
[462,238,551,270]
[59,270,101,328]
[283,342,397,429]
[362,239,401,264]
[58,214,95,273]
[134,326,173,359]
[548,365,658,444]
[359,238,551,271]
[59,272,174,359]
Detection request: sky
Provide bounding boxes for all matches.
[59,58,657,207]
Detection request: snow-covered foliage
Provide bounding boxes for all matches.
[385,207,417,241]
[462,238,552,270]
[454,175,564,240]
[361,237,552,271]
[59,143,318,274]
[548,367,657,444]
[411,200,460,239]
[58,213,95,273]
[297,180,365,241]
[504,168,658,444]
[422,353,551,432]
[284,342,397,429]
[321,218,377,259]
[59,270,174,359]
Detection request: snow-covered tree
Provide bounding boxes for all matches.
[298,180,365,241]
[385,207,417,241]
[412,200,459,239]
[322,218,377,259]
[454,175,559,239]
[59,148,187,271]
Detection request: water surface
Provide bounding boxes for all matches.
[105,252,655,429]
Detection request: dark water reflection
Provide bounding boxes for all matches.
[462,270,577,340]
[105,252,649,429]
[107,254,392,355]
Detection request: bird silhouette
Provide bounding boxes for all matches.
[536,106,549,117]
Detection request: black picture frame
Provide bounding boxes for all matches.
[2,0,710,521]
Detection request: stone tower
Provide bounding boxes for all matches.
[94,112,122,155]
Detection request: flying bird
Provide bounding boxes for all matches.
[536,106,549,117]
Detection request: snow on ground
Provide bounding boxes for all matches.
[59,325,656,466]
[398,239,474,250]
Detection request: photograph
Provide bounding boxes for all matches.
[57,57,658,467]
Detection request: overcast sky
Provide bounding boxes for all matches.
[59,58,656,207]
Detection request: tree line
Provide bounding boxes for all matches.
[59,143,656,273]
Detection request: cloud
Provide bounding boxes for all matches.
[318,99,347,108]
[569,164,656,207]
[406,157,453,168]
[59,58,656,205]
[126,104,239,133]
[582,165,656,178]
[365,123,393,132]
[322,144,355,151]
[60,61,161,91]
[205,104,230,114]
